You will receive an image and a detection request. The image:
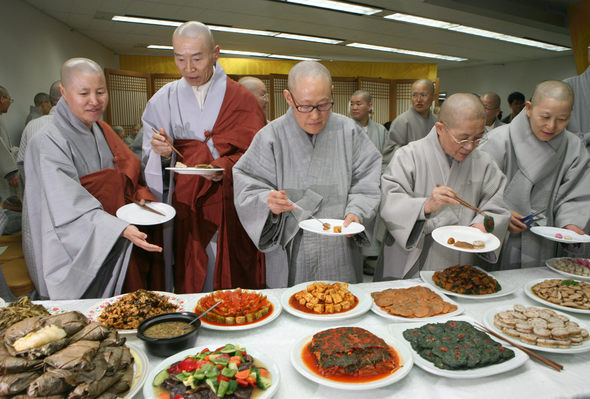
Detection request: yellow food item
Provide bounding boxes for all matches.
[13,325,67,352]
[293,282,356,314]
[333,226,342,233]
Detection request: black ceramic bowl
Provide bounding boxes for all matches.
[137,312,201,357]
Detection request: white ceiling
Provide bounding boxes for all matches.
[24,0,577,70]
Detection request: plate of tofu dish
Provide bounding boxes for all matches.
[280,281,372,320]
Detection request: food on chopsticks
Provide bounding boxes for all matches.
[290,282,357,314]
[195,289,272,325]
[175,161,216,169]
[432,265,501,295]
[0,311,134,398]
[97,289,179,330]
[371,286,457,318]
[0,297,50,333]
[152,344,271,398]
[551,258,590,277]
[305,327,398,378]
[403,320,515,369]
[493,304,589,348]
[446,237,484,249]
[530,279,590,310]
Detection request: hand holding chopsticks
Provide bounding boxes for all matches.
[150,127,183,159]
[433,184,495,233]
[125,196,165,216]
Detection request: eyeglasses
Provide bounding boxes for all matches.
[289,90,333,113]
[448,130,488,147]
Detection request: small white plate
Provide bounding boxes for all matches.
[125,342,149,399]
[116,202,175,226]
[483,305,590,354]
[432,226,500,253]
[166,167,224,175]
[389,315,529,378]
[280,281,372,321]
[85,291,187,334]
[298,218,365,236]
[197,293,282,331]
[545,258,590,282]
[290,329,413,390]
[143,346,280,399]
[370,283,464,322]
[420,267,517,300]
[530,226,590,244]
[523,278,590,315]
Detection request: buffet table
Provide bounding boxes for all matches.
[45,267,590,399]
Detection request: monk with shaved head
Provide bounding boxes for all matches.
[23,57,162,299]
[142,21,266,293]
[482,80,590,269]
[239,77,268,115]
[480,92,504,131]
[378,93,511,279]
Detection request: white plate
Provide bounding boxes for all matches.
[483,304,590,354]
[143,346,279,399]
[530,226,590,244]
[432,226,500,253]
[389,315,529,378]
[197,293,282,331]
[523,278,590,315]
[290,328,413,390]
[124,342,149,399]
[116,202,175,226]
[166,167,224,175]
[85,291,187,334]
[545,258,590,282]
[420,267,517,300]
[370,283,464,322]
[298,218,365,236]
[280,281,372,321]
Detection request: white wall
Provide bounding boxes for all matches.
[0,0,118,144]
[438,55,578,119]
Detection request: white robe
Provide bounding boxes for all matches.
[564,66,590,148]
[481,110,590,268]
[379,127,510,279]
[233,109,382,287]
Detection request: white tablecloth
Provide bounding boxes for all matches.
[45,267,590,399]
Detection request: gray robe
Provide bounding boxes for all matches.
[564,66,590,148]
[379,127,510,279]
[23,98,131,299]
[0,115,18,202]
[17,108,56,179]
[480,110,590,269]
[382,107,437,170]
[233,109,382,288]
[486,118,504,132]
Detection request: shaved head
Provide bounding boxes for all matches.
[480,92,501,109]
[0,86,8,98]
[49,80,62,106]
[440,93,485,129]
[61,58,104,88]
[530,80,574,108]
[173,21,215,50]
[412,79,435,95]
[351,89,371,103]
[239,76,265,92]
[287,61,332,92]
[33,92,50,106]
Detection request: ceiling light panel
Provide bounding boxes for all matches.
[346,42,467,62]
[285,0,381,15]
[275,33,342,44]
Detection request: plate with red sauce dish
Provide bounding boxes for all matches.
[290,327,414,390]
[280,281,372,321]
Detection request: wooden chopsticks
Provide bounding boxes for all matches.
[454,194,486,216]
[125,196,165,216]
[151,127,183,159]
[473,321,563,372]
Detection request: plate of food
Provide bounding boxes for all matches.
[144,344,279,399]
[389,316,529,378]
[85,289,185,334]
[280,281,372,320]
[524,278,590,314]
[421,265,516,300]
[166,161,223,175]
[483,304,590,353]
[432,226,500,253]
[290,326,413,390]
[370,283,464,322]
[125,342,149,399]
[194,288,281,331]
[530,226,590,244]
[298,218,365,236]
[0,297,68,333]
[545,258,590,282]
[116,202,175,225]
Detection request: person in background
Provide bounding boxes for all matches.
[0,86,20,212]
[24,92,51,126]
[563,46,590,149]
[238,76,269,117]
[501,91,525,123]
[233,61,381,288]
[480,92,504,132]
[130,123,143,159]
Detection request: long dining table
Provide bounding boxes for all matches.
[42,267,590,399]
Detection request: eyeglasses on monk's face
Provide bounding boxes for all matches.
[444,123,488,147]
[288,90,333,113]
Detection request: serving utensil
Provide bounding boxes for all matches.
[181,301,221,332]
[125,196,165,217]
[151,127,184,159]
[473,321,563,372]
[289,200,330,230]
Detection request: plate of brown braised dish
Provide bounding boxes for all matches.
[524,279,590,314]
